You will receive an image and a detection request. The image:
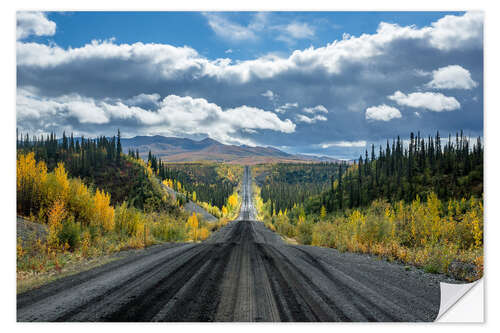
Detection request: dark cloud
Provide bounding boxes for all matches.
[16,12,483,158]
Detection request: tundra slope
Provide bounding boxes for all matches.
[17,166,460,322]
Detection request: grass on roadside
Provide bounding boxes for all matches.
[255,184,483,282]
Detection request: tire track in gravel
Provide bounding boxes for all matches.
[16,243,184,309]
[288,246,425,321]
[17,166,460,322]
[98,244,220,322]
[152,242,233,321]
[215,221,256,322]
[271,245,399,321]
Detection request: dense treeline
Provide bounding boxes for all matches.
[258,131,483,218]
[153,162,241,210]
[17,130,176,212]
[256,163,339,214]
[17,129,123,174]
[310,131,483,214]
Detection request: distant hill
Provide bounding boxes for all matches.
[121,135,341,164]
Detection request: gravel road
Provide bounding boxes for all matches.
[17,166,460,322]
[160,183,217,222]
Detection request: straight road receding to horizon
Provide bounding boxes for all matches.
[17,166,460,322]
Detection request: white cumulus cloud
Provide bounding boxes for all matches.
[426,65,478,90]
[15,12,483,149]
[16,12,483,86]
[303,105,328,114]
[388,91,460,112]
[428,11,483,51]
[296,114,327,124]
[124,93,161,107]
[365,105,402,121]
[17,11,56,40]
[17,90,295,145]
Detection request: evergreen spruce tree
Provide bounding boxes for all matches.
[116,129,122,164]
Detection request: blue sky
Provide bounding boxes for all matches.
[16,11,483,159]
[30,12,462,60]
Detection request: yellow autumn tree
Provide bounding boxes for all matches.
[145,161,153,177]
[425,192,442,245]
[67,178,94,226]
[384,205,396,240]
[47,200,66,247]
[463,196,483,249]
[93,189,115,232]
[17,152,48,216]
[228,193,238,209]
[186,212,199,241]
[47,162,71,205]
[162,179,172,188]
[320,205,327,218]
[472,199,483,249]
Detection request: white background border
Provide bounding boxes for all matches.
[1,0,496,330]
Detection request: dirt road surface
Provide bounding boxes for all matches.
[17,166,459,322]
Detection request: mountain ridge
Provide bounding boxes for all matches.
[121,135,340,164]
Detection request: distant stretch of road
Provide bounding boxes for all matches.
[17,166,458,322]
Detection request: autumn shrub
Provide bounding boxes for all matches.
[264,220,276,232]
[211,217,231,232]
[312,222,342,249]
[114,202,142,237]
[253,184,265,220]
[267,190,483,281]
[273,215,296,238]
[199,201,222,218]
[58,216,81,250]
[151,215,187,242]
[475,255,484,279]
[199,227,210,241]
[158,223,187,242]
[81,231,92,257]
[296,218,313,245]
[17,237,25,259]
